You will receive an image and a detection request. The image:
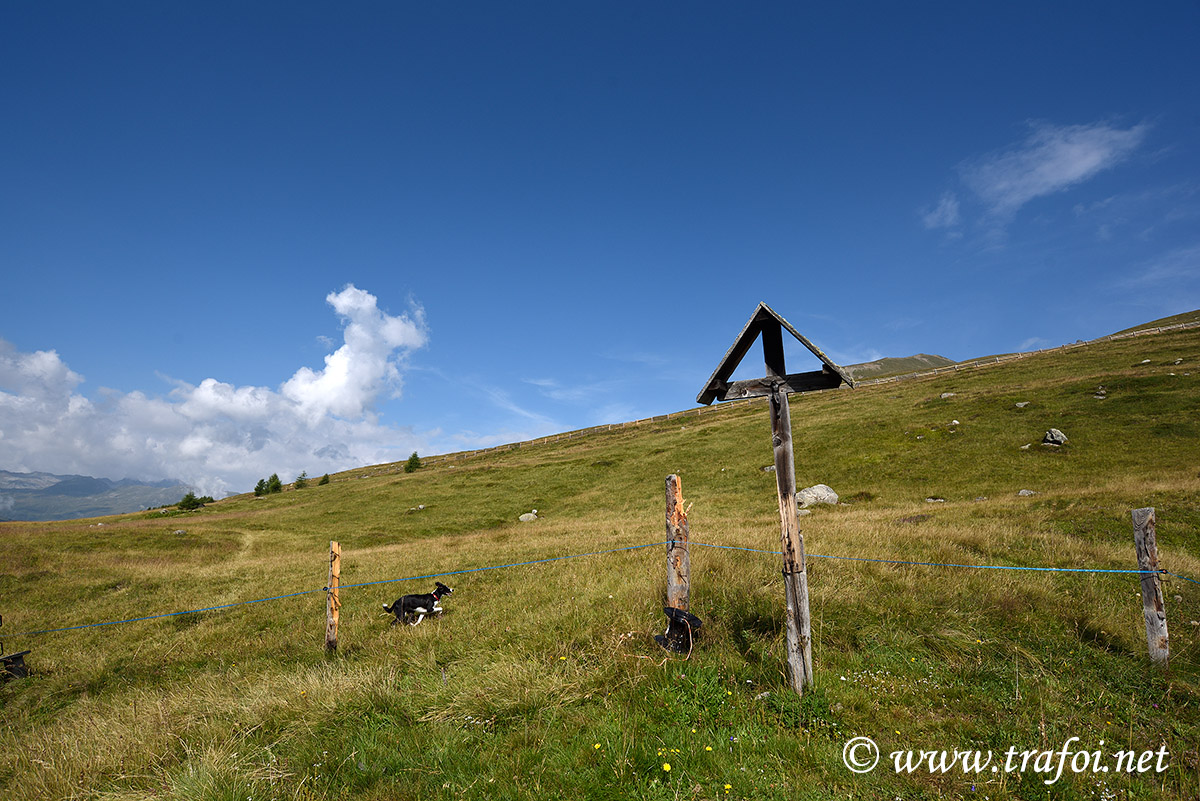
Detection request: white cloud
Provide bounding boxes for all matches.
[922,192,960,229]
[1119,244,1200,289]
[826,346,884,366]
[0,285,432,497]
[479,385,561,430]
[1018,337,1050,351]
[960,121,1149,220]
[0,342,84,399]
[282,286,427,422]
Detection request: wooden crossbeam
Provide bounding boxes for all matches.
[711,369,843,401]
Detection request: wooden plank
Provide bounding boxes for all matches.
[715,369,844,401]
[665,474,690,612]
[768,387,813,694]
[697,302,854,405]
[770,304,856,389]
[1132,508,1169,665]
[325,541,341,652]
[762,319,786,378]
[696,305,770,405]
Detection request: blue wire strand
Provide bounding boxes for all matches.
[688,541,1165,575]
[6,588,325,638]
[7,540,1195,640]
[1166,570,1200,587]
[6,542,666,639]
[335,541,665,591]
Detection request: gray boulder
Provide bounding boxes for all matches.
[797,484,839,507]
[518,509,539,522]
[1042,428,1068,446]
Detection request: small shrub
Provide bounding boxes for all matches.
[318,473,330,486]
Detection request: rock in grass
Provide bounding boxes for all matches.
[518,510,538,522]
[1015,401,1030,408]
[1042,428,1068,446]
[797,484,838,507]
[1018,489,1038,497]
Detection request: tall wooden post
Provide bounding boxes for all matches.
[1132,508,1168,665]
[665,474,690,612]
[325,540,341,652]
[695,303,851,694]
[769,387,813,693]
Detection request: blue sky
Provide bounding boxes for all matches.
[2,3,1198,496]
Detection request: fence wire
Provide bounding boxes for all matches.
[6,540,1192,640]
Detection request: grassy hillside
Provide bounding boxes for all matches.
[842,353,956,381]
[1112,309,1200,336]
[2,326,1199,800]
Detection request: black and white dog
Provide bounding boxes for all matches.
[383,582,453,626]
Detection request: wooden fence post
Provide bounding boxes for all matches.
[769,386,814,694]
[325,540,341,653]
[1132,508,1168,665]
[665,475,690,612]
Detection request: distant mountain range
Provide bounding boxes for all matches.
[0,470,190,522]
[842,353,956,381]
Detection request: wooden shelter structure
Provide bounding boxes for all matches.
[696,302,854,695]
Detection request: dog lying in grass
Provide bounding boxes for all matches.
[383,582,453,626]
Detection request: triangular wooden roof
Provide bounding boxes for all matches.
[696,302,854,405]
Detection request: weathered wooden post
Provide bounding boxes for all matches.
[1132,508,1168,665]
[665,474,690,612]
[696,303,853,695]
[768,385,813,690]
[325,541,341,652]
[657,474,702,653]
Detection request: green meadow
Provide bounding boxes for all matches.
[2,321,1199,800]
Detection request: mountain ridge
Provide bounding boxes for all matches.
[0,470,189,522]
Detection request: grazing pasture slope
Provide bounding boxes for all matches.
[1,316,1199,800]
